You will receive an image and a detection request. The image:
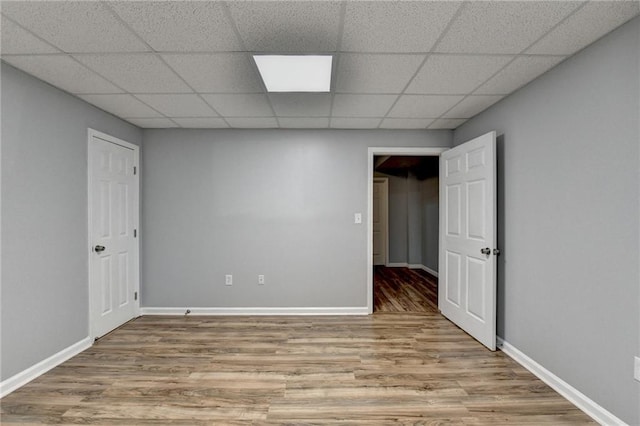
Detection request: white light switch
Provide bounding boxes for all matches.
[225,274,232,286]
[634,356,640,382]
[258,275,265,285]
[354,213,362,224]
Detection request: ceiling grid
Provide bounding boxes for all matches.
[1,0,637,129]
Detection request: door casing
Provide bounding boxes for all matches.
[87,128,140,340]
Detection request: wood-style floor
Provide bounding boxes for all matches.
[1,313,593,424]
[374,266,438,313]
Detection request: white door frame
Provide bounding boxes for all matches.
[87,128,140,340]
[367,147,448,313]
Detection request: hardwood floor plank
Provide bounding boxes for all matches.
[266,396,471,420]
[61,403,269,421]
[0,312,594,424]
[373,266,438,312]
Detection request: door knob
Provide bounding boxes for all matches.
[94,245,106,253]
[480,247,491,255]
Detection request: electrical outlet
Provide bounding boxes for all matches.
[225,274,232,286]
[634,356,640,382]
[354,213,362,224]
[258,275,265,285]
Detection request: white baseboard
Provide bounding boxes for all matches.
[0,336,92,398]
[497,338,627,426]
[140,307,369,316]
[414,264,439,277]
[386,263,439,277]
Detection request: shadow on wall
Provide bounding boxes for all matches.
[496,134,505,338]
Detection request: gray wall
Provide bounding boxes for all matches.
[0,63,142,381]
[141,129,451,308]
[420,176,439,272]
[406,172,422,265]
[453,17,639,425]
[387,174,408,263]
[384,171,439,272]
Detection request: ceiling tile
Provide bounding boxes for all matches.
[3,0,631,131]
[475,56,565,95]
[1,15,60,54]
[388,95,464,118]
[330,117,382,129]
[126,118,177,128]
[226,117,278,128]
[172,118,229,128]
[436,1,581,54]
[135,94,216,117]
[332,94,397,117]
[201,94,272,117]
[269,94,331,117]
[1,1,149,53]
[380,118,435,129]
[108,1,242,52]
[75,54,191,93]
[162,54,263,93]
[442,95,504,119]
[2,55,123,94]
[278,117,330,129]
[336,54,425,93]
[79,94,162,118]
[341,2,461,53]
[429,118,468,129]
[527,1,640,55]
[227,1,342,52]
[407,54,513,94]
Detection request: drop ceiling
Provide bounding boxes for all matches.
[1,1,638,130]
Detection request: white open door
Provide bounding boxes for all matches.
[89,130,139,339]
[439,131,497,350]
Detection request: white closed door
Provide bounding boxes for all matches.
[372,178,388,266]
[439,131,497,350]
[90,132,138,339]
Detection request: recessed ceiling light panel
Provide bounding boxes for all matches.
[253,55,332,92]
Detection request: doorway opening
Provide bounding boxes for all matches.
[366,147,446,314]
[373,155,439,313]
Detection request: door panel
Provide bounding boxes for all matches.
[118,252,129,306]
[446,184,461,236]
[446,155,462,176]
[466,256,486,320]
[100,256,112,314]
[90,133,137,339]
[439,131,497,350]
[467,180,485,240]
[118,183,129,235]
[445,251,461,306]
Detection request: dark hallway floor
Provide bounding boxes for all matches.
[373,266,438,313]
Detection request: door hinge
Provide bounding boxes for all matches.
[134,291,138,301]
[133,166,137,175]
[134,229,137,238]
